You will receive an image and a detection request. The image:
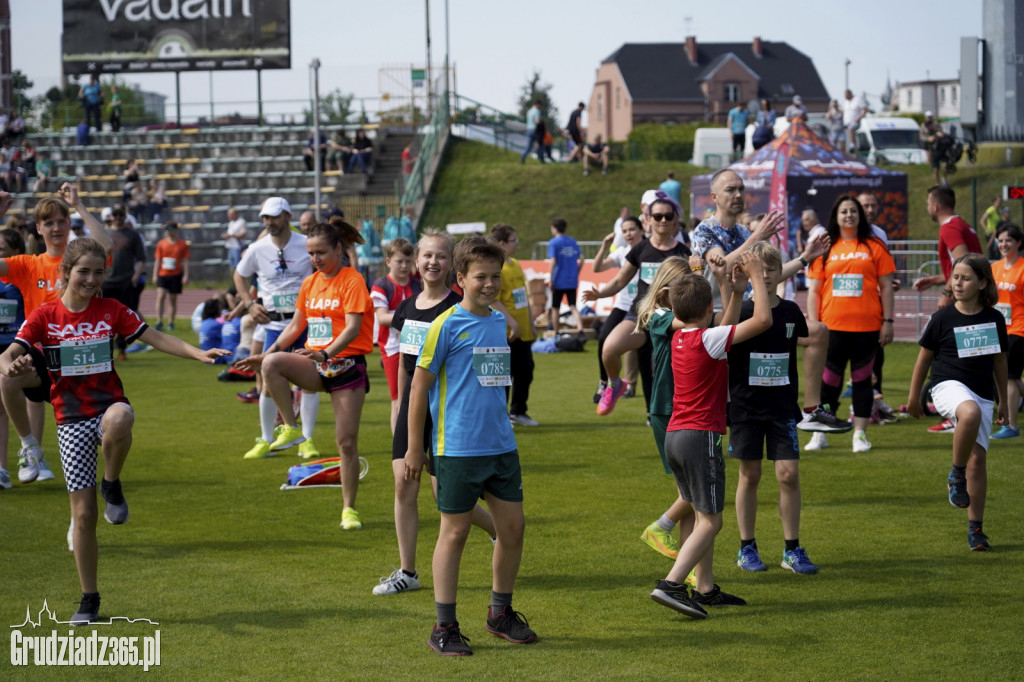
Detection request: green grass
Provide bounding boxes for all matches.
[421,138,1022,250]
[2,334,1021,679]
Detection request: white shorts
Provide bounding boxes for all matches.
[253,323,267,345]
[930,380,994,452]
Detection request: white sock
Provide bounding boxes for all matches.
[20,435,39,449]
[656,514,677,532]
[259,394,277,443]
[300,391,319,440]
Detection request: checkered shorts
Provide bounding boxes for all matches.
[56,406,133,493]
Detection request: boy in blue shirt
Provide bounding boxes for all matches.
[547,218,584,332]
[405,235,537,656]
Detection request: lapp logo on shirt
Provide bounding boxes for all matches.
[306,298,341,311]
[37,278,60,291]
[997,282,1017,292]
[830,252,870,262]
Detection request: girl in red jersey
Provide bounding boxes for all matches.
[0,238,228,624]
[237,219,374,531]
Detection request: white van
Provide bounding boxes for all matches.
[691,128,734,169]
[854,117,927,165]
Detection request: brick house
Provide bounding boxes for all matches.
[588,36,830,141]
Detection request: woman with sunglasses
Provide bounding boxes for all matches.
[583,196,691,417]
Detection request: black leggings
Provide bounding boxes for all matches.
[821,329,878,419]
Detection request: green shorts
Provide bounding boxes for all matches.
[649,414,671,474]
[434,451,523,514]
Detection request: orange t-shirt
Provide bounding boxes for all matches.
[154,238,190,277]
[993,256,1024,337]
[297,267,374,358]
[1,253,63,315]
[807,237,895,332]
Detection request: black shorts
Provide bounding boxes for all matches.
[665,429,725,514]
[728,418,799,461]
[1008,334,1024,379]
[317,355,369,393]
[551,288,577,309]
[569,129,582,145]
[392,374,435,478]
[157,274,183,294]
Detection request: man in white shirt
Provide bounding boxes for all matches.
[222,207,247,268]
[842,89,867,154]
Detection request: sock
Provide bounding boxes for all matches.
[490,591,512,615]
[436,601,457,626]
[740,538,756,549]
[656,514,676,532]
[951,464,967,478]
[968,520,982,532]
[785,538,799,552]
[259,394,277,443]
[610,378,622,389]
[101,479,124,504]
[803,406,815,413]
[401,569,417,578]
[300,391,319,439]
[19,434,39,448]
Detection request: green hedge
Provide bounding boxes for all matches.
[624,122,721,161]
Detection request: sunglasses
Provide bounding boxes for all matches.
[650,212,675,222]
[277,249,288,271]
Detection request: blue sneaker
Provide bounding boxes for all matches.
[948,469,970,508]
[736,543,767,572]
[967,529,990,551]
[991,425,1020,440]
[781,547,819,574]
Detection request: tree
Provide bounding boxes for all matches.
[516,70,559,134]
[304,88,355,125]
[36,77,159,130]
[11,70,33,116]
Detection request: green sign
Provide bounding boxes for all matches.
[376,205,386,219]
[411,69,426,82]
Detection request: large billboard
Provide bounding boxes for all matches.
[62,0,290,75]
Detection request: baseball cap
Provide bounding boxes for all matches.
[259,197,292,217]
[924,110,933,117]
[793,95,803,104]
[641,189,659,207]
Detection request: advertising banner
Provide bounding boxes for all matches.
[62,0,290,75]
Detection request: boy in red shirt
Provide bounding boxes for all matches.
[650,254,772,619]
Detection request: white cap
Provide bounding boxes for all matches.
[924,110,933,117]
[259,197,292,217]
[640,189,659,207]
[793,95,802,104]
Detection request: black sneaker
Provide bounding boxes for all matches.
[650,580,707,619]
[428,622,472,656]
[948,470,970,508]
[593,381,606,404]
[486,605,537,643]
[70,592,100,624]
[100,479,129,524]
[797,406,853,433]
[968,529,990,551]
[692,584,747,607]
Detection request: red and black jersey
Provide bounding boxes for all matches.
[15,298,147,424]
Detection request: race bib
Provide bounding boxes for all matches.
[307,317,333,347]
[59,338,111,376]
[0,299,17,325]
[512,286,528,310]
[399,320,432,355]
[640,262,660,285]
[160,257,177,271]
[995,302,1012,327]
[271,291,298,313]
[953,322,1001,358]
[832,273,864,297]
[625,281,638,297]
[471,346,511,387]
[748,352,790,386]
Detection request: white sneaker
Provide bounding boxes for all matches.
[36,459,55,482]
[509,414,540,427]
[0,467,11,490]
[804,432,829,451]
[372,568,420,595]
[67,518,75,552]
[17,444,42,484]
[852,430,872,453]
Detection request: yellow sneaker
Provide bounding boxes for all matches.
[242,438,273,460]
[340,507,362,530]
[269,425,305,452]
[641,522,680,559]
[297,440,321,459]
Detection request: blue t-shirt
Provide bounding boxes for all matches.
[547,234,582,290]
[659,179,682,205]
[199,317,223,351]
[83,82,101,106]
[728,107,748,135]
[0,280,26,345]
[418,305,517,458]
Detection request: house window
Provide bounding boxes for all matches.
[597,94,603,122]
[780,83,794,96]
[616,87,621,109]
[940,88,946,105]
[725,83,740,103]
[907,90,913,107]
[951,86,958,106]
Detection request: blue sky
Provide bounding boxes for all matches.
[11,0,984,125]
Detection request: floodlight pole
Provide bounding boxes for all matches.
[311,58,322,220]
[844,58,851,92]
[175,72,181,126]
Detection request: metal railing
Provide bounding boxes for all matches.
[399,85,451,214]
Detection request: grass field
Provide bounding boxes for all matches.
[420,138,1024,251]
[2,333,1022,680]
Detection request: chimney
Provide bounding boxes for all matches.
[752,36,763,58]
[685,36,698,65]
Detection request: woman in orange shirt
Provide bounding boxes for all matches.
[991,223,1024,439]
[807,195,895,453]
[238,218,373,529]
[151,222,190,331]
